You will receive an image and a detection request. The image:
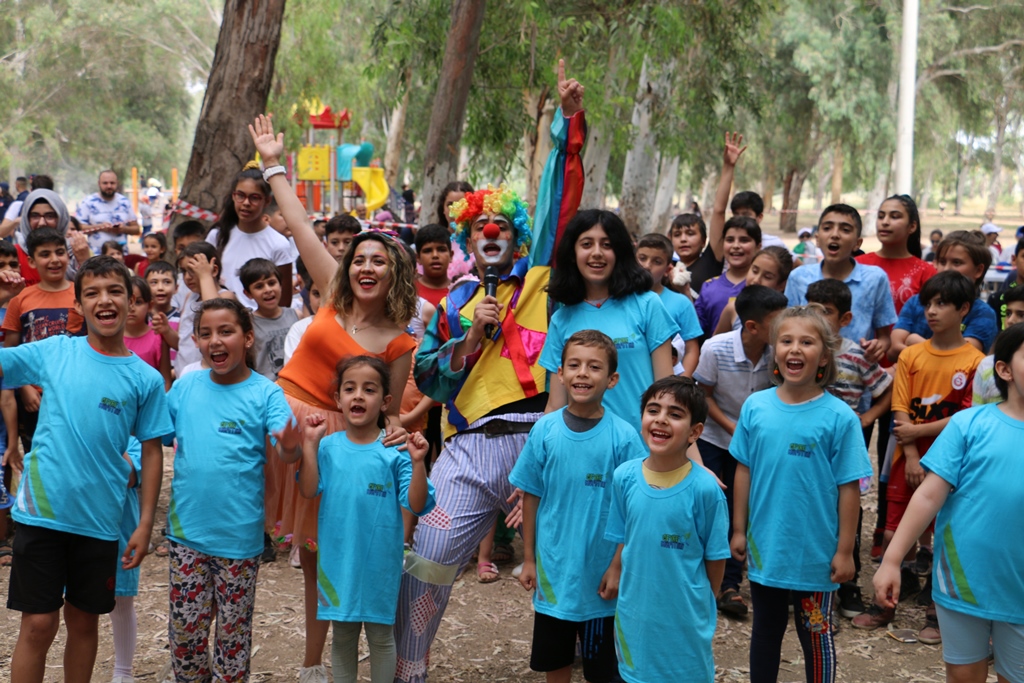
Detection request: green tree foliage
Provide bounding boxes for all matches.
[0,0,200,187]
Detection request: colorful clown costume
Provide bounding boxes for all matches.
[394,109,586,682]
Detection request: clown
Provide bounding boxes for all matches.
[393,64,587,683]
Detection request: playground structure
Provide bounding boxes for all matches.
[291,106,401,218]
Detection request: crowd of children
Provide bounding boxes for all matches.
[1,108,1023,683]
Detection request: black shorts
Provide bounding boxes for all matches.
[7,523,119,615]
[530,612,621,682]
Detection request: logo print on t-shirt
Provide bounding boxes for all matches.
[585,473,606,488]
[660,532,690,550]
[218,421,242,435]
[98,397,123,415]
[366,482,393,498]
[787,442,816,458]
[951,371,968,391]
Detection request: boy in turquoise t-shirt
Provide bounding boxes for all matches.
[605,376,730,683]
[0,256,171,683]
[511,330,647,683]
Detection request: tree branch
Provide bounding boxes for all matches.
[936,5,993,13]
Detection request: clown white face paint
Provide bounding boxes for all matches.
[470,213,515,273]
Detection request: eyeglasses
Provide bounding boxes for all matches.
[28,212,58,223]
[231,191,265,205]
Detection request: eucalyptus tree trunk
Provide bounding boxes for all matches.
[620,58,671,235]
[418,0,487,227]
[383,85,410,188]
[174,0,287,232]
[648,156,679,234]
[987,105,1007,215]
[523,88,554,210]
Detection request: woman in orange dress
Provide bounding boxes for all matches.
[251,115,418,682]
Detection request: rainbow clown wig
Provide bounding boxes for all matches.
[449,184,532,260]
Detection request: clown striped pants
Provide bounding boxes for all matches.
[393,417,536,683]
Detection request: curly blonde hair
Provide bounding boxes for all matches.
[329,232,418,325]
[769,304,841,388]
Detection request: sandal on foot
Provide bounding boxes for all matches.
[0,544,11,567]
[154,543,170,558]
[477,561,500,583]
[717,588,749,617]
[491,541,515,565]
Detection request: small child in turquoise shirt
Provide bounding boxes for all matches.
[299,355,434,683]
[511,330,647,683]
[605,376,730,683]
[731,305,871,683]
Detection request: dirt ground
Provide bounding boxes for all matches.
[0,447,998,683]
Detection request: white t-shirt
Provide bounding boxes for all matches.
[4,200,23,221]
[283,316,314,364]
[206,226,294,310]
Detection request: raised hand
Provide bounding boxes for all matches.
[274,417,303,452]
[249,114,285,166]
[0,269,25,301]
[557,59,584,118]
[303,413,328,442]
[723,132,747,167]
[151,311,169,336]
[406,431,429,463]
[184,253,214,279]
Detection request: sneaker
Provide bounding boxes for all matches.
[870,529,885,561]
[851,604,895,630]
[289,544,302,569]
[111,677,135,683]
[299,665,328,683]
[915,546,933,576]
[511,562,524,579]
[837,582,866,618]
[899,565,921,601]
[915,574,933,606]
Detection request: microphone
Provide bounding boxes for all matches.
[484,266,499,339]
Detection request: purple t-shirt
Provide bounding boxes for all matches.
[695,274,745,337]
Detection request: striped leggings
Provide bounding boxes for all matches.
[749,582,837,683]
[393,424,532,683]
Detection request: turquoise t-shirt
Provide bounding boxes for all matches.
[540,291,677,432]
[922,404,1024,623]
[605,460,730,683]
[2,335,171,541]
[508,409,647,621]
[729,389,872,592]
[316,432,436,624]
[165,370,292,559]
[116,437,142,597]
[658,288,701,341]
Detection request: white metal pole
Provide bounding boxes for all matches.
[895,0,919,195]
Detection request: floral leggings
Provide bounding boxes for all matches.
[168,541,260,682]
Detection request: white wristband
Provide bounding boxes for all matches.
[263,165,286,181]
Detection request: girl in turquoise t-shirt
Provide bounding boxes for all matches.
[542,209,677,432]
[730,305,872,683]
[166,298,300,682]
[875,324,1024,683]
[298,355,434,683]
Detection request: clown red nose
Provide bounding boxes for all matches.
[482,222,501,240]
